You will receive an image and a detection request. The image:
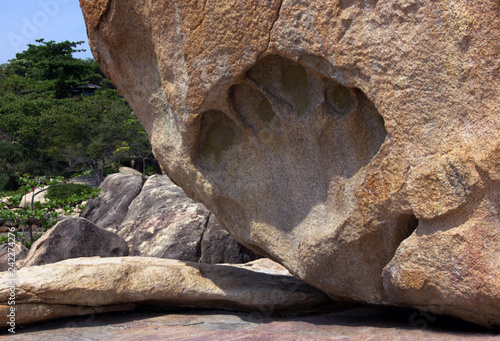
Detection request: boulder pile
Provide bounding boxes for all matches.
[82,173,258,264]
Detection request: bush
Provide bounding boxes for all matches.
[46,183,94,201]
[0,174,101,248]
[145,166,156,176]
[0,173,9,193]
[104,165,120,176]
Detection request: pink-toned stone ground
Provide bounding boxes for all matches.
[1,306,498,340]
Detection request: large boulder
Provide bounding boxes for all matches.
[118,174,208,261]
[0,256,336,325]
[81,173,143,231]
[19,186,48,208]
[117,174,259,263]
[80,0,500,326]
[22,218,129,267]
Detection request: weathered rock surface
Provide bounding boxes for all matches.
[118,174,208,261]
[0,242,28,271]
[0,256,334,326]
[199,214,258,264]
[81,173,143,231]
[22,218,129,267]
[81,0,500,326]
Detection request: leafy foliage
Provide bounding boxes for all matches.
[46,183,94,202]
[41,88,151,183]
[0,40,152,189]
[0,174,101,248]
[4,39,107,99]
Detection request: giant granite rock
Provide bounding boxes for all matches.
[0,257,334,325]
[81,0,500,326]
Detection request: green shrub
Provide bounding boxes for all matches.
[145,166,156,176]
[104,166,119,176]
[0,173,9,194]
[46,183,94,201]
[0,174,101,248]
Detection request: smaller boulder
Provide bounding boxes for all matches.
[0,256,336,325]
[22,217,129,267]
[118,175,207,261]
[0,242,29,271]
[81,173,143,231]
[19,186,48,208]
[119,166,142,176]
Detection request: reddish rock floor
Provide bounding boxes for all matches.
[1,306,498,340]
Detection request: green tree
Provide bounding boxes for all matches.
[0,141,39,190]
[42,89,151,184]
[0,40,99,181]
[0,74,52,186]
[0,40,152,188]
[4,39,107,98]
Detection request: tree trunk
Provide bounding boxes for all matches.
[30,186,36,211]
[28,225,33,247]
[101,156,105,184]
[90,160,101,186]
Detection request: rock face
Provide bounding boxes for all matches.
[86,173,258,264]
[199,214,258,264]
[81,0,500,326]
[0,256,335,325]
[0,242,28,271]
[22,218,129,267]
[81,173,143,230]
[118,174,208,261]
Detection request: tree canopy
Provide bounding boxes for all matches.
[0,40,152,189]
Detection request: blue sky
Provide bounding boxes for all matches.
[0,0,94,63]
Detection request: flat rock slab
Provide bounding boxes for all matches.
[1,307,497,340]
[0,257,334,326]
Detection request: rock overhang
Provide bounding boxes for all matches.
[80,0,500,327]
